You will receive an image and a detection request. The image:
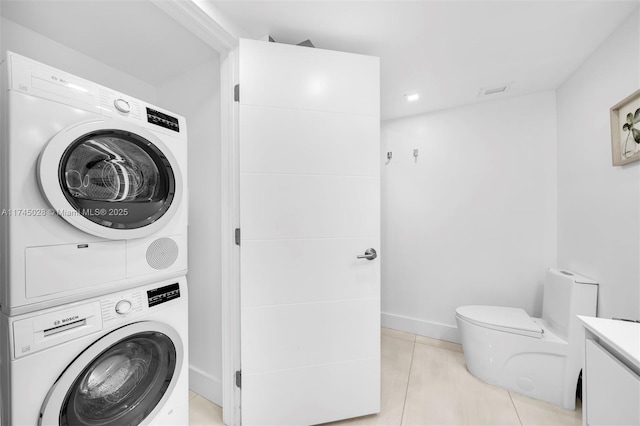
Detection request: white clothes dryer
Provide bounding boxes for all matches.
[0,52,188,315]
[0,276,189,426]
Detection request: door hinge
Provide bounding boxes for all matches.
[234,228,241,246]
[235,370,242,388]
[234,84,239,102]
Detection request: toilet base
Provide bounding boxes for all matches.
[457,315,579,410]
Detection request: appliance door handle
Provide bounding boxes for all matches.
[357,248,377,260]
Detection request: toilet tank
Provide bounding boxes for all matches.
[541,268,598,341]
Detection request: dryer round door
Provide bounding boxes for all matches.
[38,119,184,239]
[39,321,183,426]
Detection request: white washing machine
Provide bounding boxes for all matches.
[0,52,188,316]
[0,276,189,425]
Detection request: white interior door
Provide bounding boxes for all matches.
[238,38,380,426]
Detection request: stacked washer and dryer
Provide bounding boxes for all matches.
[0,52,190,425]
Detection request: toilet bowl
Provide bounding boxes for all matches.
[455,268,597,410]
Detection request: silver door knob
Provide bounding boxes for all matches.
[357,248,377,260]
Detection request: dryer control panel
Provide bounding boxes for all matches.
[6,51,186,138]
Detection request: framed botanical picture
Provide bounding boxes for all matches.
[611,88,640,166]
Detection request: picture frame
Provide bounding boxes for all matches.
[611,88,640,166]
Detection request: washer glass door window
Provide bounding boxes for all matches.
[60,130,175,230]
[60,330,176,426]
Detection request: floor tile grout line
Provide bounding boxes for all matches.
[508,391,524,426]
[399,340,417,426]
[381,332,416,344]
[414,340,462,354]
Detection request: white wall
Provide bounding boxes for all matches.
[557,10,640,321]
[381,92,558,342]
[0,17,157,102]
[157,57,223,404]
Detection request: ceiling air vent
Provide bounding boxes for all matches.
[268,36,315,48]
[478,83,512,97]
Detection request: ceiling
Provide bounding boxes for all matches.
[1,1,638,119]
[0,0,218,86]
[213,0,639,119]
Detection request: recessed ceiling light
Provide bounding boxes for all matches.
[404,93,420,102]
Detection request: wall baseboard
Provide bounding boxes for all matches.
[189,365,222,406]
[381,312,461,343]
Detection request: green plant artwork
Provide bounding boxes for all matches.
[622,107,640,158]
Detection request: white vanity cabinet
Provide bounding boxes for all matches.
[578,316,640,426]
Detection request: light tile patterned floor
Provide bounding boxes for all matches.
[189,328,583,425]
[189,389,224,426]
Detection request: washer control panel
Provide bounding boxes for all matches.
[114,98,131,113]
[98,89,142,120]
[11,301,102,359]
[147,282,181,307]
[101,290,144,326]
[100,282,181,326]
[146,107,180,132]
[10,279,185,359]
[115,299,133,315]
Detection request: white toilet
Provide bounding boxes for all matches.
[455,268,597,410]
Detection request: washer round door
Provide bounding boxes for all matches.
[38,119,184,240]
[39,321,183,426]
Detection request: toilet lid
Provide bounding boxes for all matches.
[456,305,544,338]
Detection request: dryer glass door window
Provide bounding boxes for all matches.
[60,130,175,229]
[60,331,177,426]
